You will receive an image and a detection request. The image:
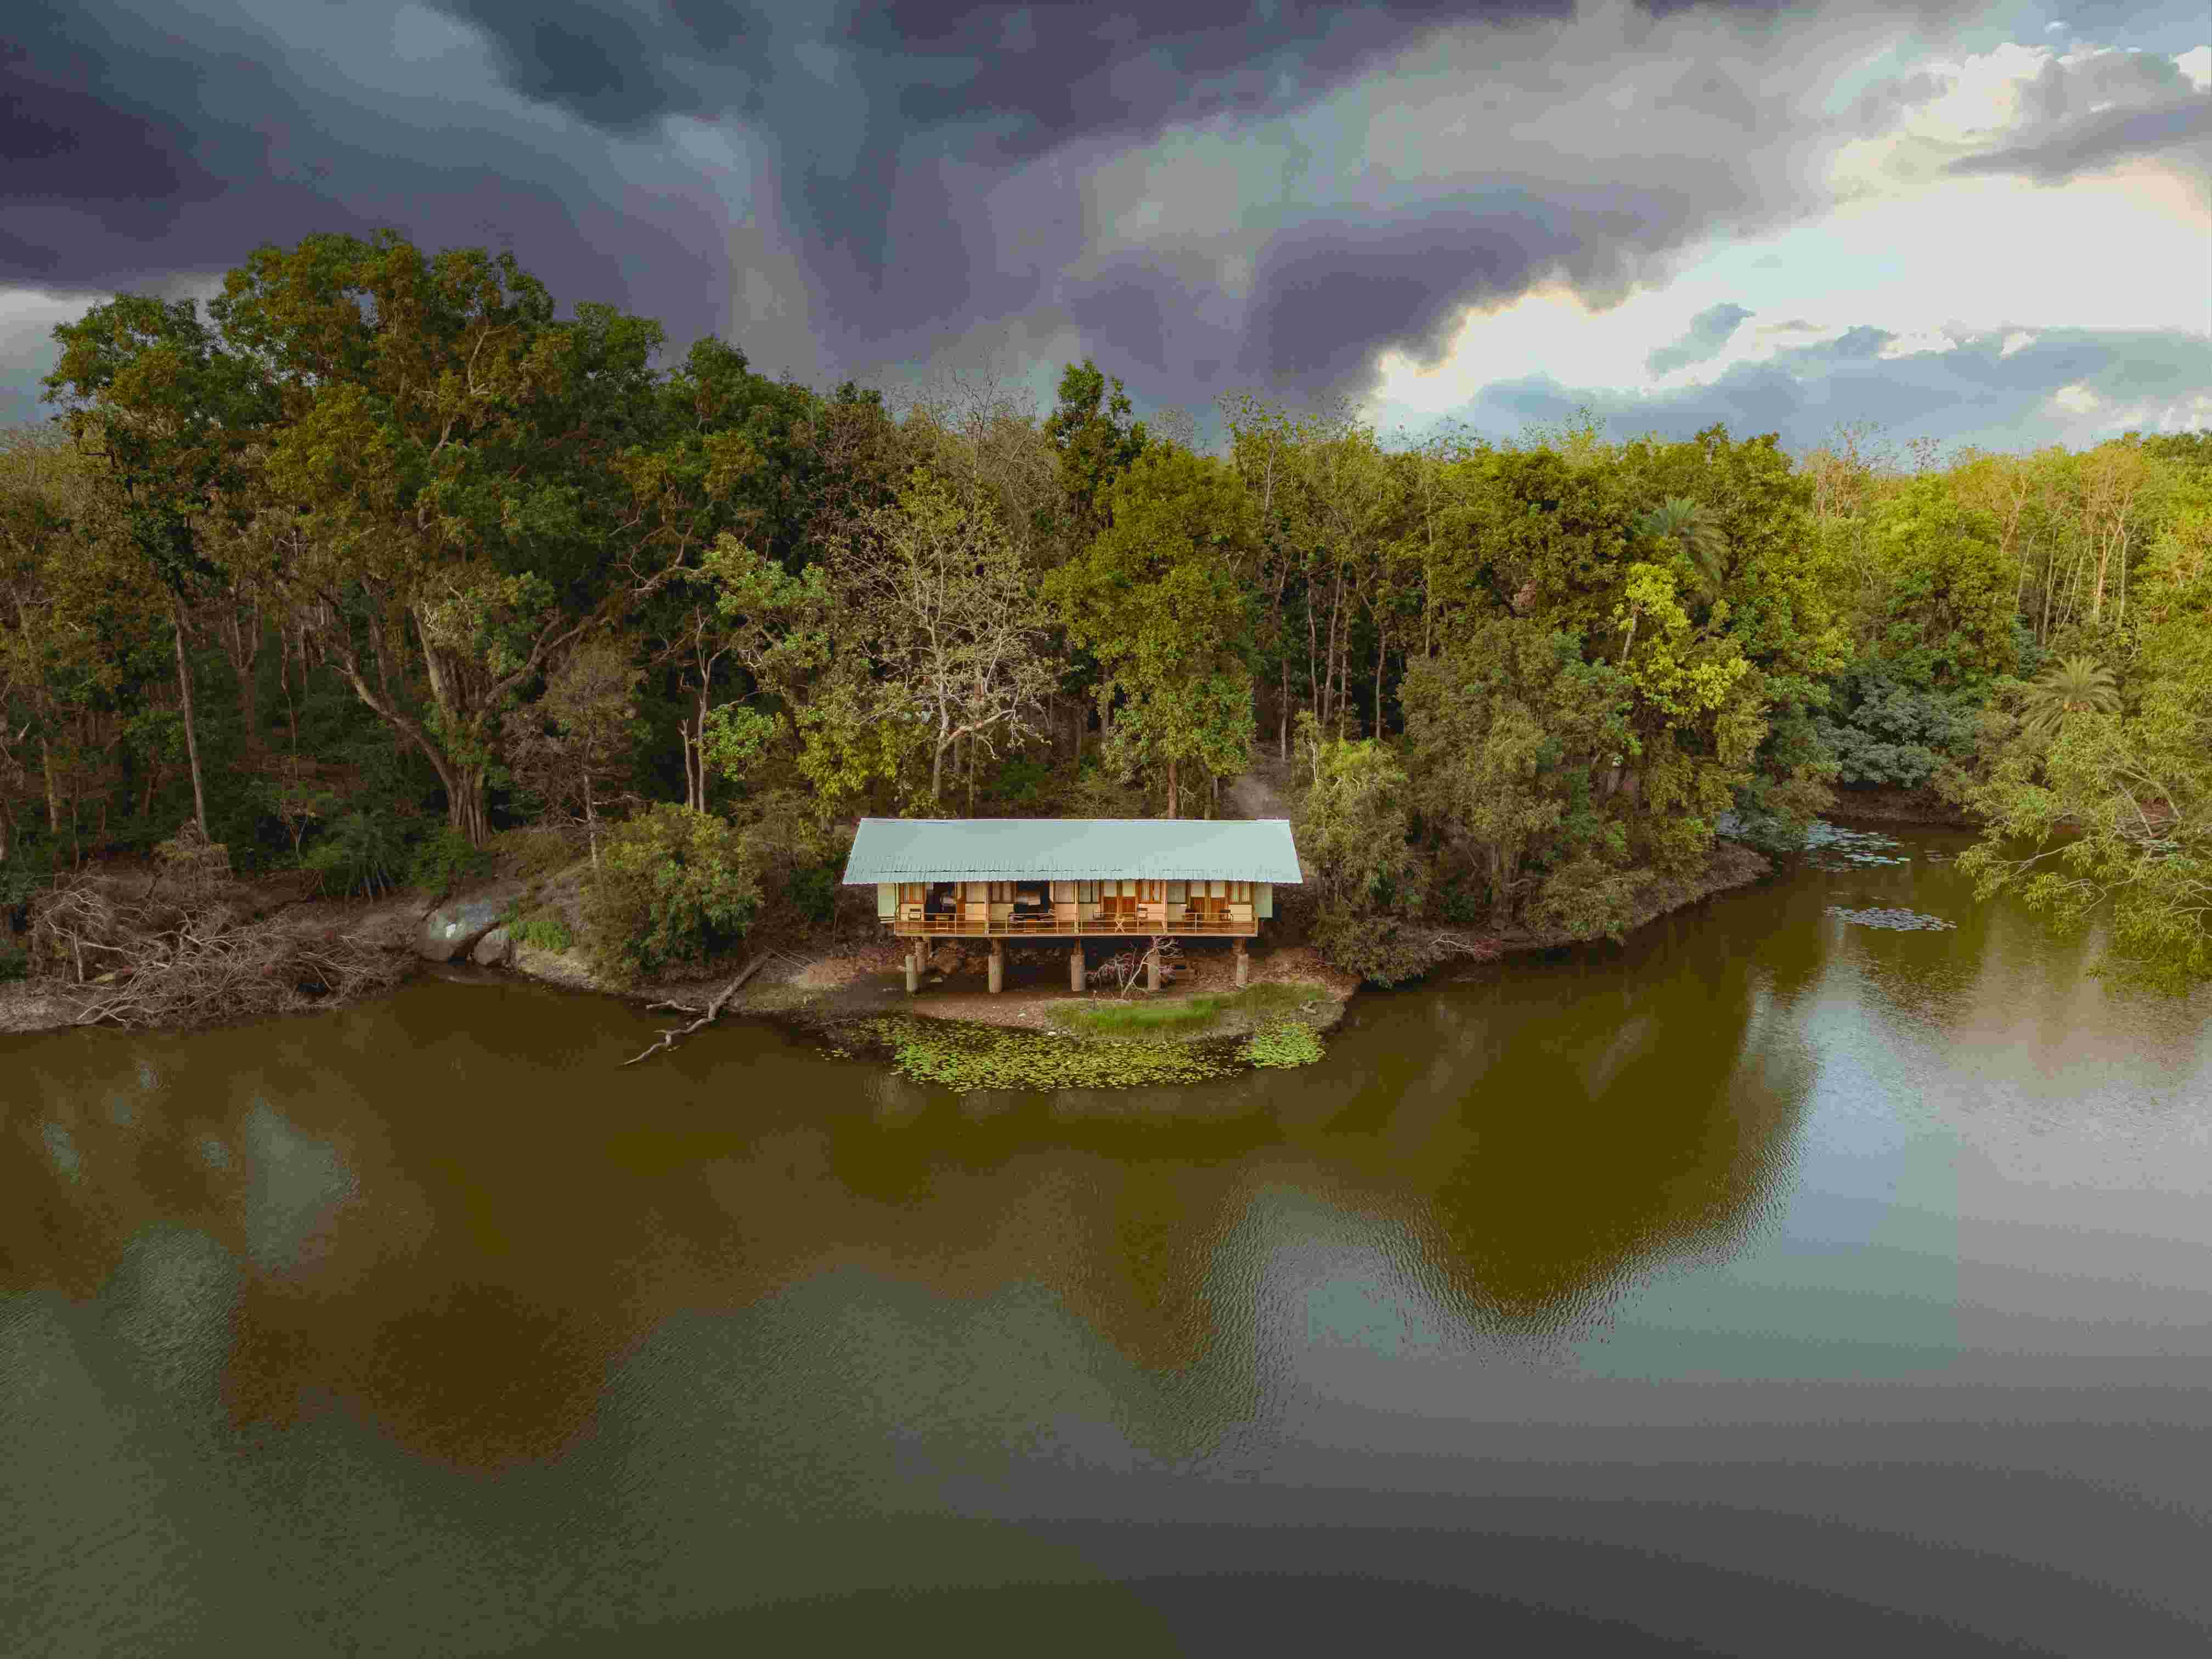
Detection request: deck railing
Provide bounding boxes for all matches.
[892,912,1255,938]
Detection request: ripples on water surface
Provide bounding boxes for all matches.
[4,826,2209,1654]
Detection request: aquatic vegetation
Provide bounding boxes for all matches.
[1827,905,1956,932]
[1803,822,1911,868]
[1242,1022,1325,1068]
[849,1015,1235,1092]
[839,1001,1330,1093]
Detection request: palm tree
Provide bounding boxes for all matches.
[1633,496,1730,597]
[2020,656,2121,737]
[1618,496,1729,663]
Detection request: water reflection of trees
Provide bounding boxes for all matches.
[2,930,1817,1470]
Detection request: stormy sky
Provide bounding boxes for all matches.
[4,0,2207,454]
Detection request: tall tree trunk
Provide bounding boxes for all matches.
[279,623,301,754]
[448,769,490,848]
[1305,598,1321,735]
[42,738,61,837]
[1373,624,1387,738]
[224,604,261,754]
[584,771,599,869]
[173,605,208,838]
[690,678,713,811]
[1165,755,1178,819]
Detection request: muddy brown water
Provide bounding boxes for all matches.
[4,824,2209,1655]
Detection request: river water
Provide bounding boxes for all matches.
[3,824,2208,1655]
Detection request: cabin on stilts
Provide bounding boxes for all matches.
[841,817,1303,995]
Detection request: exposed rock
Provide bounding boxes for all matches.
[415,883,524,962]
[471,926,515,967]
[927,944,963,975]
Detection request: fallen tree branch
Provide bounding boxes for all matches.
[27,874,408,1029]
[622,953,769,1066]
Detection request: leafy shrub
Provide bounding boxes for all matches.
[0,939,29,983]
[582,803,759,986]
[782,864,838,928]
[1531,854,1646,943]
[0,857,49,915]
[981,755,1054,812]
[1815,671,1983,788]
[303,810,411,898]
[1310,905,1445,986]
[507,905,574,952]
[408,825,492,896]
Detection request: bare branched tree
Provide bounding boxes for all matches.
[829,470,1056,809]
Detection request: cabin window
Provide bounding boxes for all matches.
[1051,881,1075,904]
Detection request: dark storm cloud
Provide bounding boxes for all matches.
[1,3,672,312]
[1242,212,1589,390]
[1646,302,1753,376]
[1,0,2192,444]
[441,1,1523,150]
[427,0,1632,382]
[1426,326,2212,455]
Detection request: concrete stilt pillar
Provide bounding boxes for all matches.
[1146,947,1162,993]
[905,940,919,995]
[1234,939,1249,988]
[1070,945,1085,992]
[988,939,1004,995]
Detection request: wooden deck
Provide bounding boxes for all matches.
[891,914,1256,939]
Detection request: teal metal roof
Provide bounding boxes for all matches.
[843,818,1302,884]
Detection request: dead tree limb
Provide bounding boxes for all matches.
[622,953,769,1066]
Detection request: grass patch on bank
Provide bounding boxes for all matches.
[501,895,575,952]
[1048,980,1320,1036]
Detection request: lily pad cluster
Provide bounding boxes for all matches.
[1242,1022,1325,1069]
[831,1012,1327,1093]
[1803,822,1911,868]
[1827,905,1956,932]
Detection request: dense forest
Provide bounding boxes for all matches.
[3,232,2207,994]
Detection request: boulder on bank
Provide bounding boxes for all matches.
[416,883,524,962]
[471,926,514,967]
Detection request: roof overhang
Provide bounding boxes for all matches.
[842,817,1303,884]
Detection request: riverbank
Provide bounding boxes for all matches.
[1824,785,1982,828]
[1,833,1766,1041]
